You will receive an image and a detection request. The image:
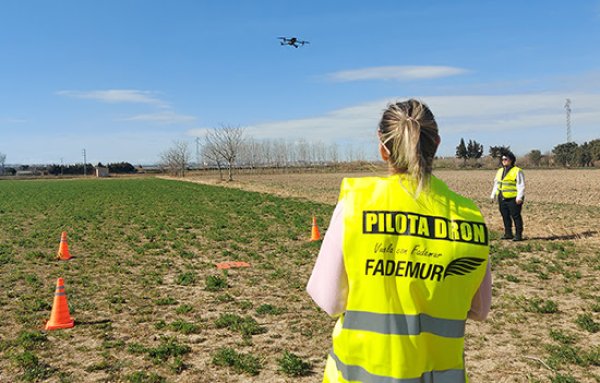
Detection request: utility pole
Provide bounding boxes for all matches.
[565,98,572,143]
[82,149,87,176]
[60,157,64,176]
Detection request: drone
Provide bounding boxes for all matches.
[278,37,309,48]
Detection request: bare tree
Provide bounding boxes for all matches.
[202,139,224,180]
[273,139,288,168]
[345,144,355,163]
[260,140,273,166]
[160,141,190,177]
[205,125,244,181]
[296,138,310,166]
[286,140,297,167]
[354,146,366,162]
[328,143,339,165]
[0,152,6,176]
[242,137,261,170]
[313,141,327,165]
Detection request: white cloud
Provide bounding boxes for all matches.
[57,89,197,125]
[244,101,382,143]
[57,89,167,107]
[327,66,467,82]
[425,93,600,132]
[235,92,600,156]
[122,112,196,124]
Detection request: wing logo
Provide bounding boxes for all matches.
[443,257,486,279]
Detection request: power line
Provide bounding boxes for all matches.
[564,98,572,143]
[82,149,87,176]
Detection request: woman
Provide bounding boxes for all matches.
[307,99,492,383]
[490,151,525,241]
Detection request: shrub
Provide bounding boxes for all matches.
[175,304,194,314]
[126,371,166,383]
[576,313,599,333]
[549,329,577,345]
[214,313,266,337]
[170,320,200,334]
[175,272,196,286]
[145,337,191,363]
[526,298,558,314]
[205,275,228,291]
[256,304,286,316]
[277,350,312,377]
[14,351,54,381]
[212,347,262,375]
[16,331,47,350]
[155,297,178,306]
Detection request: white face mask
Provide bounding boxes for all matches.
[378,131,393,155]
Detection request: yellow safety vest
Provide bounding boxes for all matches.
[323,175,489,383]
[494,166,521,199]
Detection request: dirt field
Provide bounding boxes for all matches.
[0,170,598,382]
[185,168,600,240]
[180,168,600,383]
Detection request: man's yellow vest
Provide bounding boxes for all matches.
[323,175,489,383]
[494,166,521,199]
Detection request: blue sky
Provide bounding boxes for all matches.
[1,1,600,165]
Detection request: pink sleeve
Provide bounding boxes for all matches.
[306,201,348,317]
[467,260,492,321]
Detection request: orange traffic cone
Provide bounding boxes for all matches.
[57,231,71,260]
[45,278,74,330]
[310,216,321,241]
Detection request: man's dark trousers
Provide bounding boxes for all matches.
[498,197,523,238]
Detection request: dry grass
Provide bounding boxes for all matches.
[0,170,598,382]
[181,168,600,383]
[184,168,600,240]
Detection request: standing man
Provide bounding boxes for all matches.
[491,151,525,241]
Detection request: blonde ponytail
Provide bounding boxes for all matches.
[378,99,439,194]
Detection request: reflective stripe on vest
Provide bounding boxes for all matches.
[326,175,489,383]
[329,350,466,383]
[343,311,465,338]
[495,167,521,199]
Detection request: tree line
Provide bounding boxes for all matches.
[455,137,600,168]
[2,134,599,179]
[161,130,600,181]
[552,140,600,167]
[46,162,138,175]
[160,125,365,180]
[0,160,138,176]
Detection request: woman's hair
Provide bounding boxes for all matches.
[378,99,439,193]
[503,150,516,165]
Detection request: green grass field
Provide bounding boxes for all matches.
[0,176,599,382]
[0,178,331,382]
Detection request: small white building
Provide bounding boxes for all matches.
[95,167,109,177]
